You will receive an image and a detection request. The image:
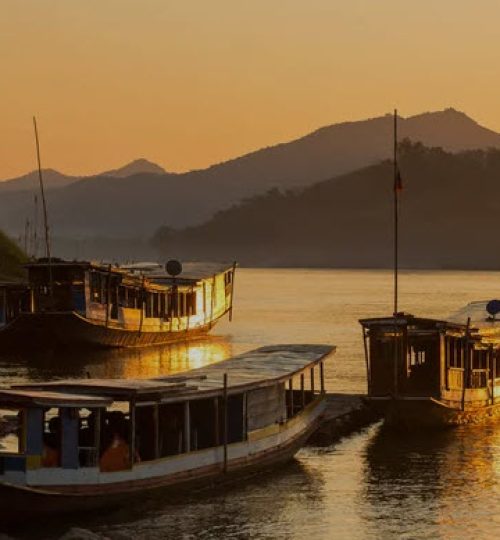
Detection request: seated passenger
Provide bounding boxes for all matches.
[42,417,61,468]
[100,412,140,472]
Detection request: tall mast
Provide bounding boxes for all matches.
[393,109,399,316]
[33,116,53,293]
[32,194,39,258]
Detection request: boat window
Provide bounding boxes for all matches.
[447,337,463,369]
[118,286,127,307]
[159,293,167,319]
[90,272,102,303]
[135,406,157,461]
[190,398,218,450]
[159,403,184,457]
[0,408,23,455]
[152,293,159,318]
[187,291,197,316]
[227,394,245,443]
[100,405,137,472]
[408,345,426,367]
[179,293,186,317]
[126,288,134,308]
[78,408,99,467]
[145,293,153,318]
[43,408,61,468]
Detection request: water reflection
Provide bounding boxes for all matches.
[0,337,233,385]
[363,422,500,539]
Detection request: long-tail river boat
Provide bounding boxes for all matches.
[360,311,500,427]
[0,344,332,522]
[0,259,236,348]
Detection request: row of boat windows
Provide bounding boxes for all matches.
[445,337,494,370]
[89,273,197,318]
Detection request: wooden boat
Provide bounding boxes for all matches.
[0,344,332,523]
[360,313,500,427]
[0,259,236,349]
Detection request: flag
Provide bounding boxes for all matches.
[394,168,403,192]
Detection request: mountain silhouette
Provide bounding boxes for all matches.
[0,169,78,192]
[2,108,500,244]
[152,141,500,269]
[0,159,166,192]
[95,158,166,178]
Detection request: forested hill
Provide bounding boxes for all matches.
[152,141,500,269]
[0,230,26,280]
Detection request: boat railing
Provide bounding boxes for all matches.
[447,367,489,390]
[448,367,464,390]
[470,368,489,389]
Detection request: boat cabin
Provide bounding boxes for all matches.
[0,345,331,488]
[360,314,500,405]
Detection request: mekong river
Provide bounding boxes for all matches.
[3,269,500,540]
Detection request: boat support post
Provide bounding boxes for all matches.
[223,372,228,473]
[129,399,136,468]
[461,317,471,412]
[229,261,237,322]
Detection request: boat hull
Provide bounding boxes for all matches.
[0,412,321,525]
[369,396,500,428]
[0,312,220,349]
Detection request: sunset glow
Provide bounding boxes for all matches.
[2,0,500,178]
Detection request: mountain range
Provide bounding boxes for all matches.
[152,141,500,269]
[0,159,166,192]
[2,108,500,259]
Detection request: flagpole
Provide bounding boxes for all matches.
[393,109,398,316]
[392,108,399,399]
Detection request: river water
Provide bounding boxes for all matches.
[3,268,500,539]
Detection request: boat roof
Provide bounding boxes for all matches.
[0,389,112,409]
[148,262,234,284]
[448,301,500,326]
[448,301,500,343]
[360,313,467,332]
[24,259,233,285]
[10,345,334,405]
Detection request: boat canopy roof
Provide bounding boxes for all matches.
[0,388,112,409]
[449,301,500,326]
[360,313,467,332]
[8,345,334,406]
[24,259,234,285]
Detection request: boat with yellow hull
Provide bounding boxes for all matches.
[0,259,236,349]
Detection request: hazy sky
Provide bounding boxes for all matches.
[2,0,500,179]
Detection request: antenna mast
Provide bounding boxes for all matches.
[33,116,53,292]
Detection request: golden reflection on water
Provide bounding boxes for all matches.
[362,422,500,539]
[0,337,233,384]
[89,337,233,379]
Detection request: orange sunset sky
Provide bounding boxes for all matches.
[1,0,499,179]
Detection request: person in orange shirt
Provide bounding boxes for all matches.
[100,413,140,472]
[42,417,61,468]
